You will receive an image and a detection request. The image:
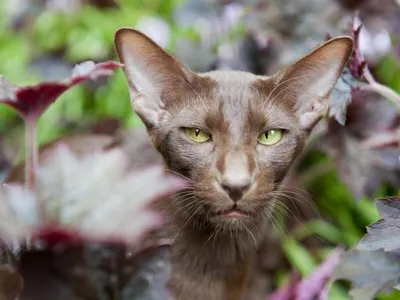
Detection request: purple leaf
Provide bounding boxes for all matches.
[295,248,343,300]
[268,248,343,300]
[122,245,173,300]
[320,89,400,199]
[334,198,400,299]
[333,249,400,300]
[329,67,364,125]
[0,61,121,120]
[17,243,173,300]
[0,146,187,247]
[269,275,298,300]
[358,197,400,253]
[348,17,367,80]
[362,127,400,148]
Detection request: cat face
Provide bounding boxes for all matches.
[115,29,353,230]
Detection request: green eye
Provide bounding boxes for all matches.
[257,129,283,145]
[184,128,211,143]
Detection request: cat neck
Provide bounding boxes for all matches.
[165,200,265,272]
[162,205,265,300]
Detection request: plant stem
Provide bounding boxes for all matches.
[361,68,400,109]
[25,117,38,192]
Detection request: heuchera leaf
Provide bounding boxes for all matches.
[333,249,400,300]
[329,67,363,126]
[348,18,367,80]
[334,197,400,299]
[323,17,400,198]
[321,90,400,199]
[269,248,343,300]
[0,146,187,247]
[0,61,121,120]
[17,243,173,299]
[122,245,173,300]
[269,275,299,300]
[358,197,400,253]
[362,127,400,148]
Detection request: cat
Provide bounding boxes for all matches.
[114,29,353,300]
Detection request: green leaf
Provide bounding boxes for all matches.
[33,11,74,51]
[291,219,343,244]
[282,236,317,276]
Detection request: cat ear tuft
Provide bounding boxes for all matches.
[114,28,193,128]
[274,36,354,130]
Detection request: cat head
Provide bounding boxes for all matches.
[115,29,353,231]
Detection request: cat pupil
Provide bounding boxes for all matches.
[264,132,269,139]
[195,129,200,136]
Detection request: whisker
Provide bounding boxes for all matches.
[164,169,194,183]
[266,196,329,243]
[271,189,321,218]
[244,223,258,248]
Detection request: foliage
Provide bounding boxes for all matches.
[270,248,343,300]
[0,60,185,299]
[0,0,400,299]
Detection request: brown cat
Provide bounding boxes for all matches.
[114,29,353,300]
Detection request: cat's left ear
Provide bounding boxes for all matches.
[272,36,353,131]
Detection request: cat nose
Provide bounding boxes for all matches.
[221,178,251,202]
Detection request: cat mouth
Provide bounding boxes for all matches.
[221,207,249,219]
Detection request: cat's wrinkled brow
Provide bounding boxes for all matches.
[160,72,303,137]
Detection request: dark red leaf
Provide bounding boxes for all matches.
[34,225,80,248]
[348,17,367,79]
[0,61,121,120]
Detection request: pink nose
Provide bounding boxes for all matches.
[221,178,251,202]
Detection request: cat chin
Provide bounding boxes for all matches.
[210,213,259,231]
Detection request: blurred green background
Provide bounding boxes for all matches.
[1,0,400,299]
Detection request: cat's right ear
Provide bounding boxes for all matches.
[114,28,194,128]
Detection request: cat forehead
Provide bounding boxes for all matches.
[183,71,289,131]
[196,70,272,104]
[200,70,268,93]
[200,70,267,82]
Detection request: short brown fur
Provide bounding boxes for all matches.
[115,28,353,300]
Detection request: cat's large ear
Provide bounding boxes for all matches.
[114,28,194,128]
[272,36,353,131]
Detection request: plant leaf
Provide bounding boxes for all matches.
[0,61,121,120]
[320,89,400,199]
[333,249,400,300]
[329,67,364,126]
[122,245,173,300]
[0,146,187,247]
[358,197,400,253]
[0,184,38,242]
[269,248,343,300]
[295,248,343,300]
[348,18,367,79]
[362,127,400,148]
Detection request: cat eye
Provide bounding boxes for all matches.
[257,129,283,145]
[184,128,211,143]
